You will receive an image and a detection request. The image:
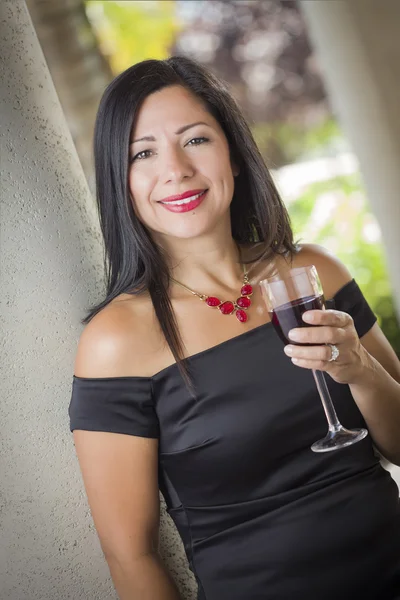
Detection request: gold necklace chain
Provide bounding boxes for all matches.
[169,264,253,323]
[170,265,249,301]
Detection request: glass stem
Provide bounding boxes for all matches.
[312,369,341,432]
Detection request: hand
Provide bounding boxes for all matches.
[284,309,371,385]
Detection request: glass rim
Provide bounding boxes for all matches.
[259,264,317,285]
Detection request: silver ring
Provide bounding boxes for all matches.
[328,343,340,362]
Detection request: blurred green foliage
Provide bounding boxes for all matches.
[85,0,179,73]
[252,119,346,168]
[288,173,400,355]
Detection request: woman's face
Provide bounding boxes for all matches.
[128,85,238,242]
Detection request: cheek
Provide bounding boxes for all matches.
[204,153,234,188]
[128,169,154,213]
[218,159,236,196]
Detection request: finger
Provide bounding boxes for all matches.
[284,344,336,362]
[288,325,346,345]
[290,357,332,371]
[302,309,353,329]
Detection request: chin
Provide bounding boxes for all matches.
[166,227,211,241]
[168,218,225,240]
[146,207,232,242]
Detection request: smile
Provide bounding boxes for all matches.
[158,190,208,213]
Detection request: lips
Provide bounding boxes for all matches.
[158,189,207,204]
[157,189,208,213]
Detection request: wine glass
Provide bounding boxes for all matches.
[259,265,368,452]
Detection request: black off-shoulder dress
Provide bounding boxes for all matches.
[69,280,400,599]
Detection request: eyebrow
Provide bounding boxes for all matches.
[130,121,210,145]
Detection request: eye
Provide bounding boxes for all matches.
[186,136,209,147]
[130,149,153,163]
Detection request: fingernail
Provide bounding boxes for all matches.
[284,345,293,356]
[288,329,300,341]
[303,312,314,323]
[292,358,300,364]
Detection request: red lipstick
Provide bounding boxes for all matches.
[158,189,208,213]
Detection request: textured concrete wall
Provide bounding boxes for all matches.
[300,0,400,320]
[0,1,195,598]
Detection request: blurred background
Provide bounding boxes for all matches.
[25,0,400,355]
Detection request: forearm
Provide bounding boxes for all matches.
[107,551,182,600]
[350,352,400,465]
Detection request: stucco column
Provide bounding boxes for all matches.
[0,1,195,598]
[300,0,400,320]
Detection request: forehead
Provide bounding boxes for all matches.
[132,85,217,135]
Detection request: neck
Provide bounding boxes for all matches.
[156,231,245,292]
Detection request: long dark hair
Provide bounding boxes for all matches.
[83,55,296,383]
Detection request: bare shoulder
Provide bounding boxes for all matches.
[245,242,353,300]
[74,292,168,378]
[290,243,353,300]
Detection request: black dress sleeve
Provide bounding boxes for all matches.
[327,279,377,338]
[69,375,159,438]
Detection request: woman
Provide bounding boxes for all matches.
[69,56,400,600]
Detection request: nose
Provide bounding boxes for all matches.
[161,145,195,183]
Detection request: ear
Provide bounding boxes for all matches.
[231,160,240,177]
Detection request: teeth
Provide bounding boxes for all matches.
[161,191,204,206]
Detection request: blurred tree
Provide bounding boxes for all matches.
[85,1,179,74]
[173,0,330,167]
[26,0,113,189]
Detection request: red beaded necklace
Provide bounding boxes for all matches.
[170,266,253,323]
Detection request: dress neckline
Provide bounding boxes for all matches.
[73,279,356,382]
[73,320,274,382]
[154,319,275,379]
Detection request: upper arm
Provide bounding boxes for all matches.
[72,305,160,560]
[73,429,160,560]
[294,243,400,383]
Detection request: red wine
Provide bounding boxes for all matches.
[269,294,325,345]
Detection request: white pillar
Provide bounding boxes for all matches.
[300,0,400,320]
[0,1,195,598]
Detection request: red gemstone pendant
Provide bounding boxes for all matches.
[236,296,251,309]
[206,296,221,307]
[236,309,248,323]
[241,284,253,296]
[173,269,252,323]
[219,301,235,315]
